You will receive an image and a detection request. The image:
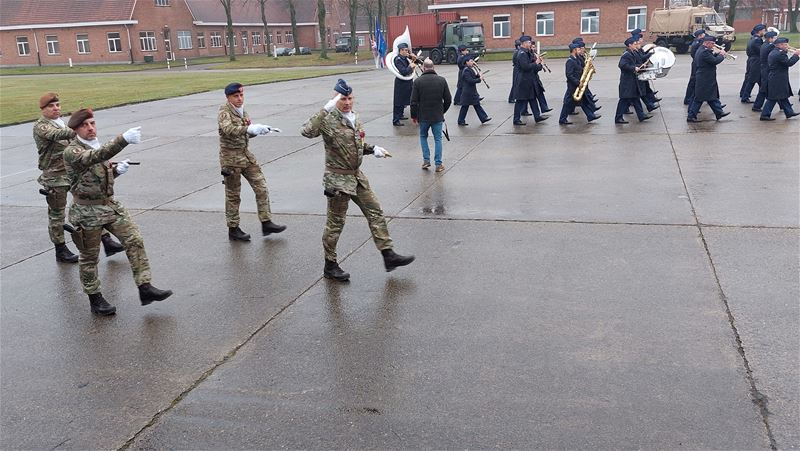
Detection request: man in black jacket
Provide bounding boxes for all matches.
[753,30,778,112]
[687,36,731,122]
[559,42,601,124]
[614,37,652,124]
[684,29,707,106]
[453,45,469,106]
[411,59,452,172]
[740,24,766,103]
[760,37,800,121]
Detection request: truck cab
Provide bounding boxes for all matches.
[650,6,736,54]
[691,11,736,50]
[437,22,485,64]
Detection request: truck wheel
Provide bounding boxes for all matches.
[723,42,732,52]
[655,38,668,48]
[676,44,689,54]
[447,48,457,64]
[430,49,443,65]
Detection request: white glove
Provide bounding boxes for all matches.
[260,126,282,135]
[246,124,263,135]
[324,94,342,112]
[122,126,142,144]
[115,159,130,175]
[373,146,387,158]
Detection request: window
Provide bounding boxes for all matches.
[210,31,222,47]
[627,7,647,32]
[581,9,599,34]
[197,32,206,48]
[177,30,192,49]
[155,0,169,5]
[16,36,30,55]
[286,32,293,43]
[107,32,122,52]
[493,15,510,38]
[267,32,273,45]
[276,31,283,44]
[140,31,157,51]
[46,35,59,55]
[536,12,554,36]
[252,31,261,46]
[358,35,365,47]
[76,34,90,53]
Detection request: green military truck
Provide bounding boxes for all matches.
[387,12,485,64]
[650,6,736,54]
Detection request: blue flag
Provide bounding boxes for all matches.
[376,19,387,67]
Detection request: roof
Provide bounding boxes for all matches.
[185,0,318,26]
[0,0,137,28]
[430,0,581,10]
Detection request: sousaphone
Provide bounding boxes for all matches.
[385,27,414,81]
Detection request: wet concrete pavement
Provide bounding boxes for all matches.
[1,54,798,449]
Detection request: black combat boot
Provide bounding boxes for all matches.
[381,249,415,272]
[261,220,287,236]
[101,233,125,257]
[324,260,350,281]
[138,283,173,306]
[228,226,251,241]
[88,293,116,316]
[55,243,79,263]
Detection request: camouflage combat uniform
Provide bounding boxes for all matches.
[300,107,393,262]
[63,136,152,294]
[218,102,272,228]
[33,116,75,245]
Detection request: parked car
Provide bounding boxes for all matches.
[274,47,290,56]
[288,47,312,56]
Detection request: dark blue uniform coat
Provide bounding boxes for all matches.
[393,56,413,106]
[618,50,644,99]
[459,66,482,106]
[694,47,725,102]
[513,49,543,100]
[759,42,775,95]
[745,36,764,84]
[767,49,800,100]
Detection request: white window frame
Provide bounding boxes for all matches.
[197,32,206,48]
[276,31,283,44]
[358,35,365,47]
[155,0,169,5]
[493,14,511,38]
[536,11,554,36]
[210,32,222,48]
[177,30,192,49]
[286,32,293,44]
[627,6,647,32]
[581,9,599,34]
[140,31,157,51]
[46,35,59,55]
[76,34,90,54]
[252,31,261,46]
[107,32,122,52]
[16,36,30,55]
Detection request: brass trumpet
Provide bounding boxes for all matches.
[712,44,737,60]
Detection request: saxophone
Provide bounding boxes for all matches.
[572,43,597,102]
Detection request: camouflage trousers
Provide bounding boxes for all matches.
[69,202,151,294]
[44,186,68,244]
[224,163,271,228]
[323,184,393,262]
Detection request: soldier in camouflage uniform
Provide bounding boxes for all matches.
[33,92,124,263]
[63,109,172,316]
[300,79,415,281]
[218,82,286,241]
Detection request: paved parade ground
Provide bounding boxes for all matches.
[1,55,798,449]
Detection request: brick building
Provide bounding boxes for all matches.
[0,0,331,66]
[427,0,667,50]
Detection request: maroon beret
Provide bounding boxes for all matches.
[39,92,59,109]
[67,108,94,129]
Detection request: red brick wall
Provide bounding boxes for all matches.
[1,27,135,66]
[443,0,665,50]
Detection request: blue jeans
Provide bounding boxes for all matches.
[419,121,443,166]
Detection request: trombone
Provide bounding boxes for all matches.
[472,56,490,89]
[535,42,551,73]
[712,43,737,60]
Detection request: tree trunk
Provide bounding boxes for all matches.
[377,0,383,33]
[259,0,271,56]
[726,0,738,26]
[350,0,358,55]
[318,0,328,58]
[691,0,700,6]
[791,0,799,33]
[288,0,300,54]
[220,0,236,61]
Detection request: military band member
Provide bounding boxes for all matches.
[753,30,779,112]
[300,79,415,281]
[740,24,767,103]
[508,38,522,104]
[570,37,599,115]
[531,45,551,114]
[457,55,492,126]
[453,45,470,106]
[687,36,731,122]
[218,82,286,242]
[62,109,172,316]
[634,34,661,111]
[513,36,547,125]
[760,37,800,121]
[615,37,652,124]
[559,42,601,125]
[34,93,124,263]
[684,29,707,106]
[392,43,415,126]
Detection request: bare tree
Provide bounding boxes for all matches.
[791,0,799,32]
[219,0,240,61]
[725,0,738,25]
[360,0,377,37]
[349,0,358,55]
[257,0,272,55]
[287,0,300,54]
[318,0,328,58]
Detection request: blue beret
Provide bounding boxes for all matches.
[693,29,706,37]
[764,31,778,39]
[753,24,766,32]
[632,34,642,41]
[458,44,467,51]
[631,28,642,36]
[703,35,717,42]
[624,37,637,46]
[775,37,789,44]
[519,35,532,43]
[224,82,243,96]
[572,37,584,44]
[463,54,475,62]
[569,43,580,50]
[334,78,352,96]
[397,43,409,49]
